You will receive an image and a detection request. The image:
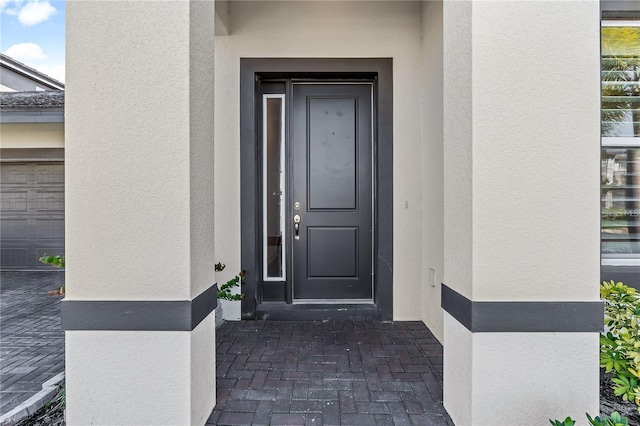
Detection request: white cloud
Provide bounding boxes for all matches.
[38,63,65,83]
[2,0,23,15]
[2,0,24,15]
[17,1,55,26]
[4,42,47,61]
[0,0,13,12]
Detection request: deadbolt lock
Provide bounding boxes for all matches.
[294,201,301,211]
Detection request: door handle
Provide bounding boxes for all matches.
[294,214,301,240]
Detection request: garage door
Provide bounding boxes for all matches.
[1,162,64,270]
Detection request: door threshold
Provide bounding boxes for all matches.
[254,301,379,321]
[292,299,373,305]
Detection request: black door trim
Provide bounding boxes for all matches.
[240,58,393,321]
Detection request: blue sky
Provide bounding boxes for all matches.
[1,0,65,83]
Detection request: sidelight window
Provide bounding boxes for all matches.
[263,95,286,281]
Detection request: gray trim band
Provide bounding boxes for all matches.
[441,284,604,333]
[61,284,217,331]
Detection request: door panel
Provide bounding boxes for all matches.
[307,227,358,278]
[308,98,357,210]
[292,83,373,300]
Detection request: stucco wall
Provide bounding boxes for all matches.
[442,1,601,423]
[0,123,64,148]
[444,0,600,303]
[444,312,600,424]
[471,1,601,301]
[66,330,192,424]
[443,0,474,302]
[189,0,217,300]
[420,1,444,340]
[67,0,193,301]
[65,1,217,422]
[214,1,425,321]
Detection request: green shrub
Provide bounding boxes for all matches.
[550,417,575,426]
[39,254,65,269]
[550,412,628,426]
[587,412,629,426]
[601,280,640,409]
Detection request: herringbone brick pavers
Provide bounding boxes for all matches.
[209,320,452,426]
[0,271,65,416]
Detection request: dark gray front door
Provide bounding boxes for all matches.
[291,83,373,300]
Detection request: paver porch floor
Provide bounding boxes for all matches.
[209,320,452,426]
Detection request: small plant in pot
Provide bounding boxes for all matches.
[215,262,245,301]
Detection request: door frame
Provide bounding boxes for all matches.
[240,58,393,321]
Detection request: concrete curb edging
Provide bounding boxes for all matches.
[0,372,65,426]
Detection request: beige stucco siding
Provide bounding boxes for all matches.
[65,1,217,423]
[66,0,193,301]
[470,1,600,301]
[214,1,426,322]
[0,123,64,148]
[442,1,601,423]
[420,1,444,339]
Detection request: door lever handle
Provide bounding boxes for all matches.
[294,214,301,240]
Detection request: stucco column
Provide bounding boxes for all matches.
[64,1,216,424]
[442,1,602,424]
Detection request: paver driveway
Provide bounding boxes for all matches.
[209,320,451,426]
[0,271,65,416]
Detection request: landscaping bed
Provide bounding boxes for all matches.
[15,383,64,426]
[601,371,640,424]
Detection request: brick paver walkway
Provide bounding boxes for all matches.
[0,271,65,416]
[1,275,452,425]
[209,320,452,426]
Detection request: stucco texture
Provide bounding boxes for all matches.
[65,1,216,423]
[444,313,600,426]
[471,1,601,302]
[66,0,216,301]
[441,1,601,423]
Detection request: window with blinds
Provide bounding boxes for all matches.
[601,22,640,262]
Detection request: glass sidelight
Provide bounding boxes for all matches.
[263,95,286,281]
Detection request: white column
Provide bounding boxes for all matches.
[65,1,216,424]
[443,1,601,424]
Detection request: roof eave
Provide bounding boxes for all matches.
[0,109,65,123]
